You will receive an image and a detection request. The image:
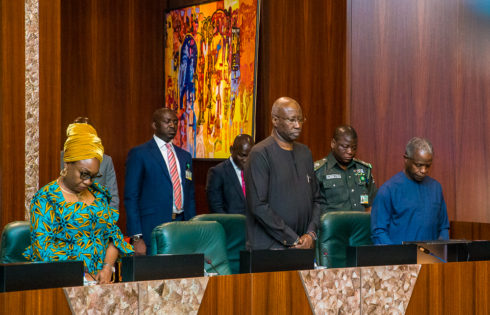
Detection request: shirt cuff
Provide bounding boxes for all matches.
[307,231,318,240]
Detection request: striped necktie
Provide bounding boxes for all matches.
[241,170,246,197]
[166,143,182,210]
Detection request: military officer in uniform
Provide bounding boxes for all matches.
[314,125,377,212]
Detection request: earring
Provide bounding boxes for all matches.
[60,168,67,177]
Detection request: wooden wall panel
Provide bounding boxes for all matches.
[59,0,347,221]
[450,221,490,240]
[257,0,346,160]
[251,272,312,315]
[349,0,490,223]
[0,288,71,315]
[198,273,251,315]
[61,0,166,233]
[0,0,25,230]
[39,0,61,188]
[198,271,312,314]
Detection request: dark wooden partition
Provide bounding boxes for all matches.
[349,0,490,223]
[0,0,26,229]
[59,0,347,227]
[60,0,167,231]
[39,0,62,188]
[4,0,490,232]
[450,221,490,240]
[256,0,346,160]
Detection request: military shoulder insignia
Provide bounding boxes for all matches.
[353,158,372,168]
[314,158,327,171]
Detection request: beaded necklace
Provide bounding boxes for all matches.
[57,178,89,202]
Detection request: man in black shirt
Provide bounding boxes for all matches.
[244,97,322,249]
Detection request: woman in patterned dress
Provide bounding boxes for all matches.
[23,123,133,284]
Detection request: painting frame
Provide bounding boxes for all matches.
[164,0,260,160]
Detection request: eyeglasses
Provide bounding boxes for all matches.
[79,171,102,181]
[274,115,306,124]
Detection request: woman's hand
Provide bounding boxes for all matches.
[95,264,113,284]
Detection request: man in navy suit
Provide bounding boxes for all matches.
[206,134,254,214]
[125,108,196,255]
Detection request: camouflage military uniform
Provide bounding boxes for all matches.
[314,152,377,212]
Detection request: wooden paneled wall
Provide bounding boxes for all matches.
[60,0,166,231]
[0,0,25,228]
[5,0,489,232]
[349,0,490,223]
[59,0,346,231]
[39,0,61,196]
[450,221,490,240]
[256,0,346,159]
[0,0,61,231]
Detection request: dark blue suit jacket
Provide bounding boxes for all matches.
[124,138,196,247]
[206,159,246,214]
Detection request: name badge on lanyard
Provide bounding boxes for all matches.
[360,194,369,205]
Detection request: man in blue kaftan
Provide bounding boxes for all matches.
[371,137,449,245]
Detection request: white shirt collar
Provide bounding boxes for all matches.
[229,157,241,172]
[153,134,172,149]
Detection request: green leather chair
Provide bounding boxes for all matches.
[0,221,31,263]
[318,211,372,268]
[150,221,232,275]
[191,214,246,274]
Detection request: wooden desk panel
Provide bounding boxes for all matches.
[251,271,312,315]
[0,288,71,315]
[199,273,251,315]
[199,271,312,315]
[406,261,490,315]
[1,261,489,314]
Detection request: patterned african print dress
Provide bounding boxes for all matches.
[23,180,133,274]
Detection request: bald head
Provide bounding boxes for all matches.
[232,134,254,149]
[271,97,301,117]
[333,125,358,141]
[271,97,304,144]
[153,107,176,123]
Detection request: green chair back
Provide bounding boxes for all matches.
[191,214,246,274]
[150,221,232,275]
[318,211,372,268]
[0,221,30,263]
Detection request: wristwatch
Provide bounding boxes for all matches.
[131,234,142,243]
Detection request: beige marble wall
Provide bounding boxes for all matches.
[24,0,40,219]
[64,277,209,315]
[301,268,361,315]
[299,264,421,315]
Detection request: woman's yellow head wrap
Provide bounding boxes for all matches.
[63,123,104,163]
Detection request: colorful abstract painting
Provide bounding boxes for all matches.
[164,0,259,158]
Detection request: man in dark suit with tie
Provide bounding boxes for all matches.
[124,108,196,255]
[206,134,254,214]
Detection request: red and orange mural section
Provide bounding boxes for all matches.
[165,0,259,158]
